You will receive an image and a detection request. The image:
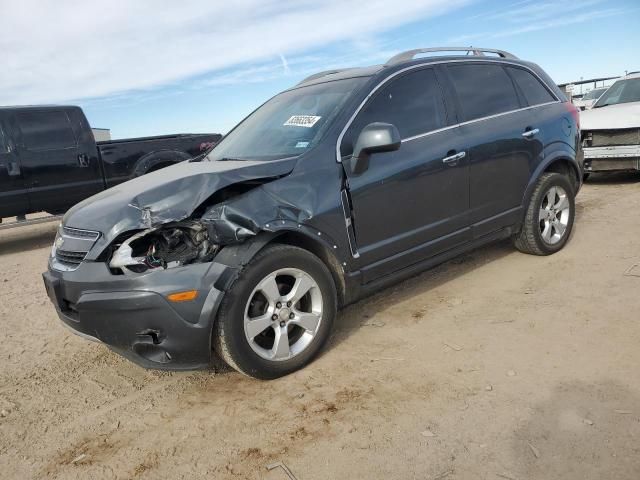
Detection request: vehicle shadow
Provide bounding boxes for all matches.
[509,379,640,479]
[327,238,516,351]
[584,171,640,184]
[0,223,58,256]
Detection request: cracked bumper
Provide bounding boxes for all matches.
[43,260,231,370]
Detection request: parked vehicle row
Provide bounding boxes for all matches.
[0,105,221,219]
[43,47,583,379]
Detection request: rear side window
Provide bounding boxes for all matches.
[447,64,520,121]
[507,67,555,106]
[17,111,77,150]
[352,68,447,140]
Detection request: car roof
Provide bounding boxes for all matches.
[294,47,535,89]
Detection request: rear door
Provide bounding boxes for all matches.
[0,115,28,218]
[444,62,544,238]
[15,108,103,214]
[341,66,470,281]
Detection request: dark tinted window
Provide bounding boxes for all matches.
[447,64,520,121]
[351,68,446,140]
[507,67,555,106]
[17,111,76,150]
[0,125,8,153]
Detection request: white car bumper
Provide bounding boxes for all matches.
[583,145,640,172]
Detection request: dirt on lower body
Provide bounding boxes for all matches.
[1,173,639,480]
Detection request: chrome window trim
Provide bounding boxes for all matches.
[336,59,560,162]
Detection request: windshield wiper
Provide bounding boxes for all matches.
[593,103,612,108]
[216,157,248,162]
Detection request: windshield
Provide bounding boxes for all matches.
[207,77,367,161]
[582,88,607,100]
[594,78,640,108]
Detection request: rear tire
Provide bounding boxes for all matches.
[213,244,337,379]
[514,172,575,256]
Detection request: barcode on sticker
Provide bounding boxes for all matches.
[284,115,321,128]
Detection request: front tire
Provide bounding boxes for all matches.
[514,172,575,255]
[213,244,337,379]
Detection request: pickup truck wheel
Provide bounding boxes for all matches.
[213,244,337,379]
[514,172,575,256]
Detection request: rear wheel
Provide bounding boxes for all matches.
[514,172,575,255]
[213,244,337,379]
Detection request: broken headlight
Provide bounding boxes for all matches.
[109,222,217,274]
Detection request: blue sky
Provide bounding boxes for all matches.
[2,0,638,139]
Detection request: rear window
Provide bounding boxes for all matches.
[447,64,521,121]
[506,67,555,106]
[17,111,77,150]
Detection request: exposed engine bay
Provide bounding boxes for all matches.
[109,222,218,274]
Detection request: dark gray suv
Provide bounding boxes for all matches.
[44,47,583,379]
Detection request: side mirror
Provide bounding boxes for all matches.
[351,122,401,174]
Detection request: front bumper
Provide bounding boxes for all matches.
[43,260,231,370]
[583,145,640,172]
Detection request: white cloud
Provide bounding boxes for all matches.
[0,0,467,105]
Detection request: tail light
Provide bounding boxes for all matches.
[565,102,580,130]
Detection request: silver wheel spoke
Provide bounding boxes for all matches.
[555,195,569,212]
[539,207,549,221]
[284,274,315,305]
[546,187,557,208]
[291,311,322,333]
[257,275,281,304]
[271,326,290,360]
[541,220,552,242]
[553,221,566,237]
[245,313,273,340]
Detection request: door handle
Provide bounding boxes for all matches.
[442,151,466,166]
[522,128,540,138]
[77,154,90,167]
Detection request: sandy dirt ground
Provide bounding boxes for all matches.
[1,174,639,480]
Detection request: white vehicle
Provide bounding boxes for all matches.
[573,87,608,110]
[580,72,640,176]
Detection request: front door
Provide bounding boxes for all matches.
[0,118,28,218]
[341,67,471,282]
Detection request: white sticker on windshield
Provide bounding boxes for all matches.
[284,115,321,128]
[295,141,310,148]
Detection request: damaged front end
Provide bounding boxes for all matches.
[109,221,219,275]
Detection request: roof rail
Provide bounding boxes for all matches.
[385,47,518,65]
[296,68,353,86]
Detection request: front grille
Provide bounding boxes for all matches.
[587,129,640,147]
[52,227,101,271]
[62,226,100,240]
[55,250,88,267]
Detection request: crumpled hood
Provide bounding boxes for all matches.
[580,101,640,130]
[63,157,297,242]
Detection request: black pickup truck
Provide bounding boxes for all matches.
[0,105,221,218]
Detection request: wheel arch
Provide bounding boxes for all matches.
[524,149,581,208]
[131,149,192,177]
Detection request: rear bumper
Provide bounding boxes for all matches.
[43,260,231,370]
[583,145,640,172]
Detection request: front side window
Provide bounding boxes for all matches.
[17,111,77,150]
[594,78,640,108]
[346,68,447,149]
[506,66,556,106]
[447,63,521,121]
[208,77,367,162]
[582,88,607,101]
